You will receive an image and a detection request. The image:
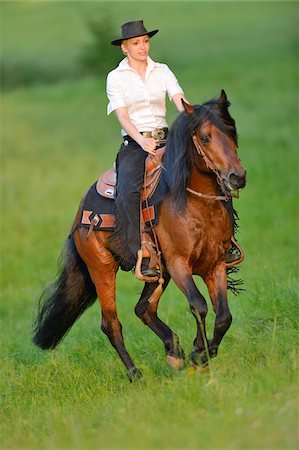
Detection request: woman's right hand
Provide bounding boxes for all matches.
[140,137,157,155]
[114,108,158,154]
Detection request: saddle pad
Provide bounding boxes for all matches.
[79,178,161,233]
[79,182,116,231]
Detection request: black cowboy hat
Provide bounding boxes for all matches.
[111,20,159,46]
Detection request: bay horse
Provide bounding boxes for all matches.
[33,90,246,381]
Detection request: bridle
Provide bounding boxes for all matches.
[187,131,239,202]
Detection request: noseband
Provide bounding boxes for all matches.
[187,132,239,202]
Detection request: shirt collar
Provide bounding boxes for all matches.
[117,56,158,72]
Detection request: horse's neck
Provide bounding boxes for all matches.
[189,167,219,195]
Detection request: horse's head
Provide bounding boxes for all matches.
[182,90,246,193]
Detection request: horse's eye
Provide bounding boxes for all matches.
[200,135,210,145]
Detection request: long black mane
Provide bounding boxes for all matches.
[161,94,238,212]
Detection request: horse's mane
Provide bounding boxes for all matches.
[160,95,238,212]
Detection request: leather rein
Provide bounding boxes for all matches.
[187,133,239,202]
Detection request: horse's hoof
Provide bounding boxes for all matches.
[209,347,218,358]
[127,367,142,382]
[190,350,208,368]
[166,355,185,370]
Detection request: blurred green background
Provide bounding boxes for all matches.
[1,1,298,450]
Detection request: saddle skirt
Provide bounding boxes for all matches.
[96,146,166,201]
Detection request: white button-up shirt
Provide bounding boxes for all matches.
[106,57,184,136]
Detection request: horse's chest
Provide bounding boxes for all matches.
[204,205,230,235]
[188,202,232,271]
[157,200,232,274]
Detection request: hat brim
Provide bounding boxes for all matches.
[111,29,159,46]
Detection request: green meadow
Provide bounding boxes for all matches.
[1,2,298,449]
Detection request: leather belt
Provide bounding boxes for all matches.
[141,128,168,140]
[123,128,168,142]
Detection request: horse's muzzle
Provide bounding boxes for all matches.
[225,169,247,191]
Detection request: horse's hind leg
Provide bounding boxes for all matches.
[74,230,141,381]
[135,274,185,370]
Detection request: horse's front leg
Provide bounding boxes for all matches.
[204,263,232,359]
[169,261,209,368]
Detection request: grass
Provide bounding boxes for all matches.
[1,1,298,449]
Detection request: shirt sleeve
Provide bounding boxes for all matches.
[163,65,184,101]
[106,71,127,115]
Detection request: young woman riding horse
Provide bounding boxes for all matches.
[107,20,188,277]
[33,90,246,381]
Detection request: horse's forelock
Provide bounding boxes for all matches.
[201,98,238,143]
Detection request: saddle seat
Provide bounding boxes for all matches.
[96,146,165,201]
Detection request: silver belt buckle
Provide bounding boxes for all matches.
[152,129,165,140]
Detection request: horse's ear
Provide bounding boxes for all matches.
[182,99,195,114]
[219,89,228,103]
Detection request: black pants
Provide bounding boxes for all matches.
[110,139,148,269]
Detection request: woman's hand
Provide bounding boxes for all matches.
[140,137,157,154]
[114,108,158,154]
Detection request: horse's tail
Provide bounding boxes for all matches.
[32,235,97,350]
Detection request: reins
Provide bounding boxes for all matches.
[188,133,239,202]
[186,187,230,201]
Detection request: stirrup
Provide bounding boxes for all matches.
[226,252,241,264]
[141,236,160,266]
[141,256,160,277]
[225,237,244,268]
[135,250,160,283]
[141,265,160,278]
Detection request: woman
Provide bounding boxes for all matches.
[107,20,189,276]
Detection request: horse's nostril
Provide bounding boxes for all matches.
[229,173,240,187]
[228,171,246,189]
